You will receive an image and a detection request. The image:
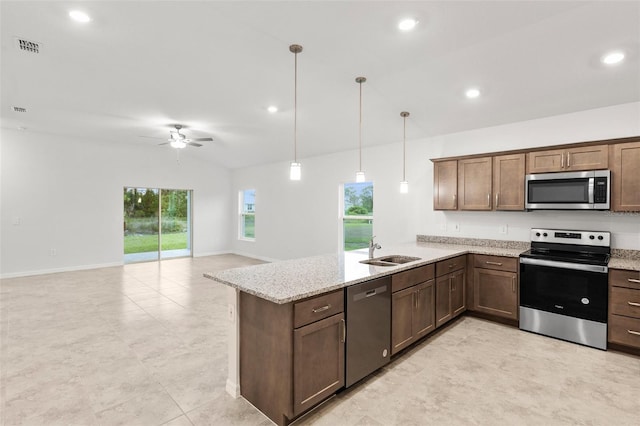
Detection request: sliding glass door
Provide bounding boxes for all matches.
[123,187,191,263]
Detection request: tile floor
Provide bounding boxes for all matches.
[1,254,639,425]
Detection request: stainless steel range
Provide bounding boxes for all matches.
[519,228,610,350]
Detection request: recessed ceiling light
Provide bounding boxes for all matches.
[398,18,418,31]
[69,10,91,23]
[602,51,625,65]
[465,88,481,99]
[267,106,278,113]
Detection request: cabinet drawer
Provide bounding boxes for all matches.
[392,264,435,293]
[609,314,640,349]
[436,255,467,277]
[473,254,518,272]
[610,268,640,290]
[294,290,344,328]
[610,286,640,319]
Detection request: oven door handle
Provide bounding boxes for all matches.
[519,257,608,274]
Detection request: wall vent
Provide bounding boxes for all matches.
[15,37,41,54]
[11,106,27,113]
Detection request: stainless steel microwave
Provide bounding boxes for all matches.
[525,170,611,210]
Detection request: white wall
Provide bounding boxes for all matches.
[0,129,232,278]
[231,102,640,260]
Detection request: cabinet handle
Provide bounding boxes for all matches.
[628,329,640,337]
[495,193,499,207]
[487,193,490,206]
[512,277,516,293]
[341,319,346,343]
[566,152,571,167]
[416,290,420,309]
[485,261,503,266]
[628,301,640,307]
[561,153,564,169]
[453,194,457,208]
[449,264,457,269]
[312,304,331,313]
[628,278,640,284]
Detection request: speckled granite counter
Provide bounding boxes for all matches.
[205,242,526,304]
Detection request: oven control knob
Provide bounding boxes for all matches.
[535,232,541,237]
[598,235,604,240]
[589,235,595,240]
[543,233,548,237]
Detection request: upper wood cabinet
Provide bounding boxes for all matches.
[527,145,609,174]
[493,154,525,210]
[610,142,640,212]
[458,157,492,210]
[433,160,458,210]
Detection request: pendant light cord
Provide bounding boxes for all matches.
[402,115,406,180]
[359,80,362,172]
[294,50,298,163]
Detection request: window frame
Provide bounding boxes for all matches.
[340,181,374,252]
[238,189,256,242]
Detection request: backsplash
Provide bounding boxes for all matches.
[416,235,530,251]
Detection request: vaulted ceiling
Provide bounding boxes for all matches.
[2,1,639,169]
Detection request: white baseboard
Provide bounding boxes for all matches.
[225,378,240,398]
[228,251,279,263]
[1,261,123,279]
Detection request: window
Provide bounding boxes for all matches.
[239,189,256,240]
[342,181,373,251]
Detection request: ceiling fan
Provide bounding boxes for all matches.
[158,125,213,149]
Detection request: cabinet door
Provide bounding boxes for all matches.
[458,157,492,210]
[473,268,518,320]
[433,160,458,210]
[565,145,608,171]
[435,275,452,328]
[450,269,466,317]
[293,313,345,416]
[391,286,416,355]
[611,142,640,212]
[527,149,565,173]
[414,280,435,338]
[493,154,525,211]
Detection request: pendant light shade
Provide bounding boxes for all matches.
[289,44,303,181]
[355,76,366,182]
[400,111,410,193]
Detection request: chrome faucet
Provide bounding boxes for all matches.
[368,236,381,259]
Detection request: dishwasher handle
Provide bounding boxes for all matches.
[352,285,388,302]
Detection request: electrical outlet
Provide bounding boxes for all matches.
[499,225,508,234]
[49,248,57,256]
[452,224,460,232]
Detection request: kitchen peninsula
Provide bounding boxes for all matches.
[204,240,526,425]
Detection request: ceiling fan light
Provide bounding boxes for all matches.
[170,140,187,149]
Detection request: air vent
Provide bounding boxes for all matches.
[15,37,41,54]
[11,106,27,113]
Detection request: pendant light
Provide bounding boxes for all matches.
[400,111,410,193]
[355,77,366,183]
[289,44,303,181]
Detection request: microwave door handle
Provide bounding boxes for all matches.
[588,177,594,204]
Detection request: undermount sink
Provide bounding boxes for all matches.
[377,255,421,264]
[360,255,421,267]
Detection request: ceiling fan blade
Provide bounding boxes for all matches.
[139,135,166,140]
[158,142,170,146]
[190,137,214,142]
[186,141,203,147]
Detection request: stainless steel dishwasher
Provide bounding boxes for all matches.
[345,276,391,387]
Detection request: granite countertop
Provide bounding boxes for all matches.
[204,242,525,304]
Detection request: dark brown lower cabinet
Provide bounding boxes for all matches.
[435,269,466,328]
[391,280,435,354]
[240,290,344,426]
[293,313,345,416]
[473,268,518,320]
